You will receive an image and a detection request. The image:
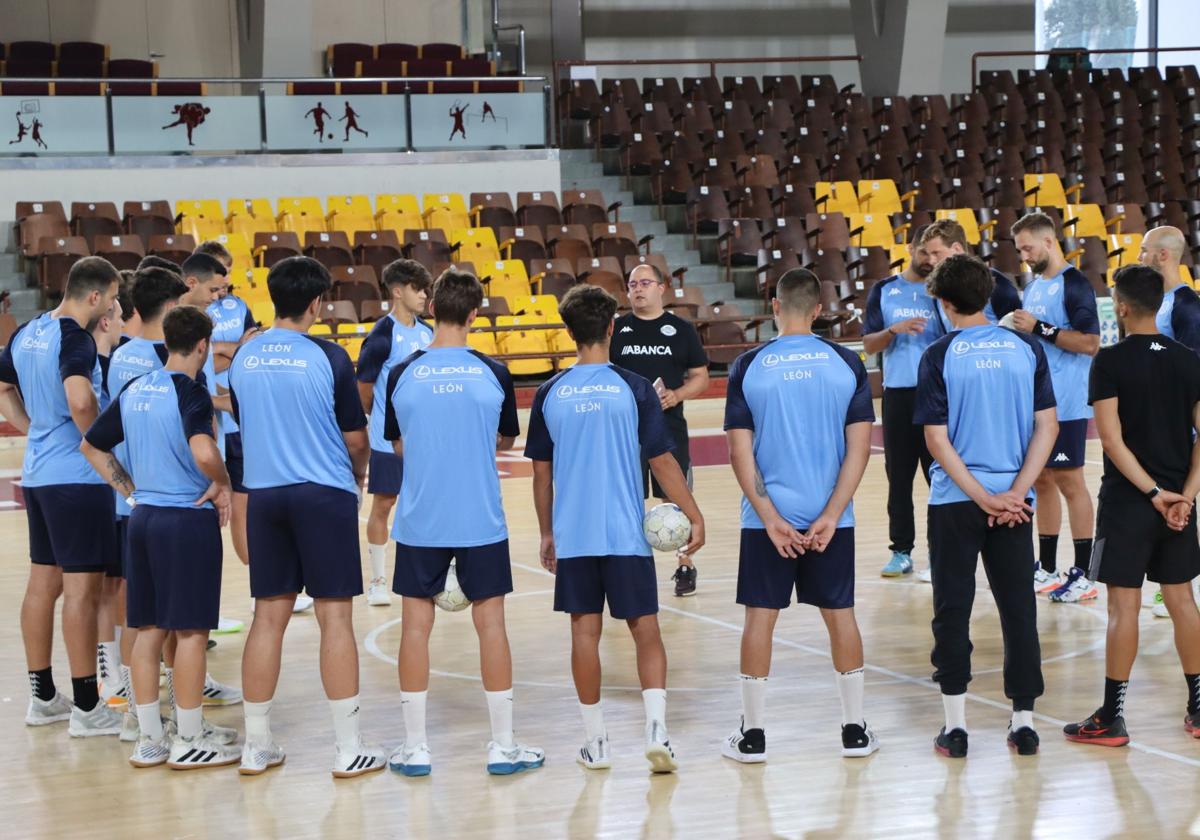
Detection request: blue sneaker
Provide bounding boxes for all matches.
[388,742,431,777]
[881,551,913,577]
[486,740,544,775]
[1048,566,1099,603]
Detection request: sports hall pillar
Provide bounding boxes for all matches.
[849,0,948,97]
[239,0,317,78]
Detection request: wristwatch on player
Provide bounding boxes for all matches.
[1145,485,1161,500]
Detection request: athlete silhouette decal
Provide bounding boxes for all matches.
[339,101,368,141]
[447,100,507,141]
[449,102,468,140]
[306,101,332,142]
[9,111,47,149]
[162,102,211,146]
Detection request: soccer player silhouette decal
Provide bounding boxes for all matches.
[161,103,211,146]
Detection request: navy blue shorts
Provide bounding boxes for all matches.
[126,505,223,630]
[554,555,658,619]
[110,515,129,579]
[737,527,856,610]
[224,432,246,494]
[1046,418,1087,469]
[394,539,512,601]
[367,448,404,496]
[247,483,363,599]
[24,483,115,573]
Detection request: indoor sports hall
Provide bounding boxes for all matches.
[2,1,1200,837]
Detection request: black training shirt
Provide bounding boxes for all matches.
[609,310,708,421]
[1088,333,1200,495]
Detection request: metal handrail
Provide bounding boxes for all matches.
[2,74,546,85]
[970,45,1200,91]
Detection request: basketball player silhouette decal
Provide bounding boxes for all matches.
[306,101,332,142]
[162,103,211,146]
[9,111,47,149]
[339,101,368,141]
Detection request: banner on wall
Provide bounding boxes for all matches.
[264,96,407,151]
[410,93,545,150]
[0,97,108,154]
[112,96,261,153]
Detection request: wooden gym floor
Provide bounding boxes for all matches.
[1,398,1198,839]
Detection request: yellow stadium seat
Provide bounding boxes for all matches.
[375,194,424,237]
[422,193,470,232]
[856,180,905,216]
[846,213,894,248]
[815,181,860,215]
[451,227,502,264]
[1108,233,1142,268]
[175,199,225,241]
[511,294,559,318]
[552,326,577,369]
[936,209,981,245]
[483,259,531,301]
[496,314,553,375]
[327,195,376,235]
[211,232,253,276]
[1023,173,1067,208]
[1063,204,1107,240]
[467,316,499,355]
[309,323,333,336]
[276,197,326,236]
[250,298,275,324]
[889,242,910,273]
[226,202,278,239]
[334,323,371,362]
[1181,264,1195,289]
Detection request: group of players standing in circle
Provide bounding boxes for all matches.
[8,212,1200,780]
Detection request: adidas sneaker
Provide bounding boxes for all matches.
[577,734,612,770]
[202,673,243,706]
[644,721,678,773]
[332,740,387,778]
[129,734,171,768]
[68,703,123,737]
[168,733,240,770]
[25,692,72,726]
[239,740,286,775]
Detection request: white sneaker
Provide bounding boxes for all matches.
[916,567,933,583]
[332,739,387,778]
[576,734,612,770]
[168,733,241,770]
[841,722,880,757]
[120,709,140,742]
[293,594,314,613]
[1033,567,1062,594]
[129,734,171,768]
[388,741,432,776]
[486,740,545,775]
[100,678,129,709]
[215,616,245,634]
[722,726,767,764]
[68,703,123,737]
[1153,589,1170,618]
[1048,567,1099,603]
[644,722,678,773]
[367,577,391,607]
[25,692,72,726]
[239,739,286,775]
[202,717,239,745]
[202,673,243,706]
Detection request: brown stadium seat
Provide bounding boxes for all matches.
[662,284,707,318]
[253,231,302,267]
[576,256,627,300]
[717,219,762,282]
[106,59,155,95]
[304,231,354,269]
[360,300,392,322]
[377,43,419,62]
[353,230,404,278]
[805,212,851,251]
[757,248,802,300]
[624,253,678,285]
[530,258,577,299]
[331,265,382,317]
[70,202,122,242]
[546,225,593,263]
[516,192,562,232]
[402,229,453,267]
[562,190,615,229]
[123,200,175,242]
[498,226,547,270]
[92,234,145,271]
[477,296,511,320]
[470,193,517,232]
[327,43,374,77]
[318,300,359,326]
[592,222,651,263]
[147,234,197,266]
[36,236,89,294]
[19,210,70,258]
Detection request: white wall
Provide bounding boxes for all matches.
[0,151,560,223]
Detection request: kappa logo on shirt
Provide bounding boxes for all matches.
[1053,452,1070,463]
[619,325,633,333]
[887,286,902,296]
[1150,341,1166,351]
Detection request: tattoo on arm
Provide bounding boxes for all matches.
[105,454,134,498]
[754,465,767,497]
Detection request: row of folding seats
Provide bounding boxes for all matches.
[326,43,470,73]
[0,57,165,96]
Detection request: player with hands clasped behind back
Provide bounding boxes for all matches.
[720,268,879,763]
[914,255,1058,759]
[527,284,704,773]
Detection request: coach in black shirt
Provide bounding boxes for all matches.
[610,263,709,596]
[1063,264,1200,746]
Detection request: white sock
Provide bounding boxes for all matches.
[114,625,122,647]
[943,692,967,732]
[368,543,387,580]
[486,688,514,748]
[244,698,273,743]
[740,674,767,731]
[579,700,605,740]
[120,664,133,700]
[401,690,427,746]
[642,688,667,732]
[136,702,163,741]
[329,695,362,752]
[177,704,202,740]
[836,668,865,727]
[1012,709,1034,730]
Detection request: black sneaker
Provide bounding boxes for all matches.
[1063,709,1130,747]
[934,727,968,758]
[1007,725,1039,755]
[721,725,766,764]
[206,639,217,651]
[841,722,879,757]
[672,565,697,597]
[1185,712,1200,737]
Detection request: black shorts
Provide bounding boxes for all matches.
[554,555,658,619]
[393,539,512,601]
[224,431,246,494]
[367,448,404,496]
[1046,418,1088,469]
[737,527,855,610]
[247,483,363,599]
[126,505,223,630]
[642,416,690,500]
[110,515,129,579]
[24,483,115,573]
[1091,489,1200,587]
